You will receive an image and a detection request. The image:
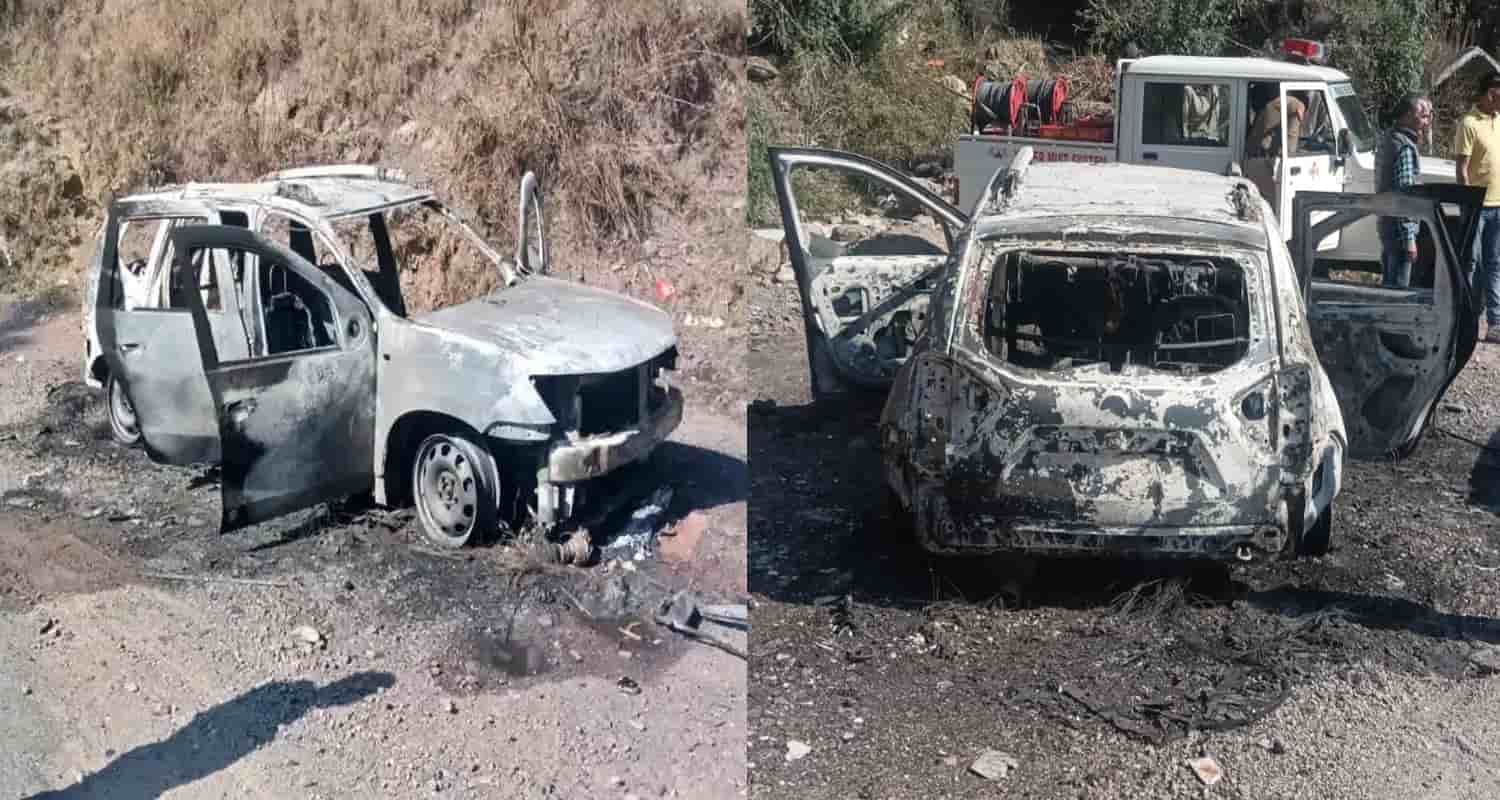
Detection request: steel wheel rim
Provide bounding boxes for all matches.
[414,436,479,545]
[109,378,139,439]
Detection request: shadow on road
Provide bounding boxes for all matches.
[1251,584,1500,643]
[26,671,395,800]
[1465,427,1500,513]
[654,440,748,518]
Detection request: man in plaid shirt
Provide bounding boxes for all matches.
[1376,93,1432,288]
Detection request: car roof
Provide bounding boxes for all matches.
[976,161,1269,238]
[114,165,434,220]
[1125,55,1350,83]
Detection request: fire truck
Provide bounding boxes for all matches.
[954,39,1457,261]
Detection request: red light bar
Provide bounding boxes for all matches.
[1281,38,1327,64]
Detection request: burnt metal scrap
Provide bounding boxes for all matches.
[769,145,1481,563]
[654,590,748,659]
[83,165,684,549]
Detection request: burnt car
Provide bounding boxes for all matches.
[83,166,682,547]
[767,146,1482,561]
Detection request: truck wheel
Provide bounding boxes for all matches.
[411,432,498,548]
[1299,503,1333,557]
[106,375,142,446]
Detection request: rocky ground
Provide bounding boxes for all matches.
[746,243,1500,799]
[0,295,748,798]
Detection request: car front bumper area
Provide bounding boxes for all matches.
[547,385,684,483]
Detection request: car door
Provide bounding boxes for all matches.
[167,225,377,531]
[767,146,967,400]
[1278,82,1346,249]
[95,200,226,465]
[1290,186,1483,458]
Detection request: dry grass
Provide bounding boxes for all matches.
[1,0,746,317]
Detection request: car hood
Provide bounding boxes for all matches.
[415,276,676,376]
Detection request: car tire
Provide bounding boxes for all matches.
[1299,502,1333,557]
[411,431,498,548]
[106,375,142,446]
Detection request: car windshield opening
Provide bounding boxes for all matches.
[984,250,1251,375]
[331,200,502,318]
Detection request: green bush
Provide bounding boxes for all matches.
[1081,0,1247,57]
[746,88,783,227]
[751,0,911,62]
[1314,0,1430,126]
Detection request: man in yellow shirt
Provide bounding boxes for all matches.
[1456,75,1500,342]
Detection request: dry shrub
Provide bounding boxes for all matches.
[1056,54,1115,116]
[1,0,745,315]
[1423,13,1482,158]
[979,36,1047,81]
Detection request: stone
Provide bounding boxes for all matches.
[969,749,1018,780]
[773,265,795,284]
[292,625,323,646]
[747,57,780,83]
[941,74,971,98]
[830,224,869,242]
[784,740,811,762]
[1185,756,1223,786]
[1469,646,1500,674]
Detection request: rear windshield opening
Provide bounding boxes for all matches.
[984,251,1251,375]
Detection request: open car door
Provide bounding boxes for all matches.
[767,146,967,400]
[95,199,231,465]
[1278,82,1345,250]
[1290,186,1483,458]
[168,225,377,532]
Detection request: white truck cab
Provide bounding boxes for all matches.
[956,40,1457,261]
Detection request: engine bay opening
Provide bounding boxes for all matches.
[984,250,1252,375]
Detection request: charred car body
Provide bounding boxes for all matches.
[84,166,683,547]
[769,146,1482,561]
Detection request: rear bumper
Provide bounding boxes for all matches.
[917,521,1289,560]
[908,486,1292,561]
[547,386,684,482]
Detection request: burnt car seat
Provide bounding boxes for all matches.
[263,264,317,354]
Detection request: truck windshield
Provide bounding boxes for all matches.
[1331,83,1375,153]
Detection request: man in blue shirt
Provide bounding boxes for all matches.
[1376,93,1432,288]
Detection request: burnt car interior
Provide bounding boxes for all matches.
[533,347,678,438]
[984,250,1251,374]
[258,260,336,354]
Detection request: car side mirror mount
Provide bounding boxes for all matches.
[1335,128,1353,167]
[516,172,548,277]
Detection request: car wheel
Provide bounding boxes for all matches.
[106,375,142,446]
[411,431,498,548]
[1299,503,1333,556]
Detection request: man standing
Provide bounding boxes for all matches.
[1456,75,1500,342]
[1243,87,1307,213]
[1376,93,1432,288]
